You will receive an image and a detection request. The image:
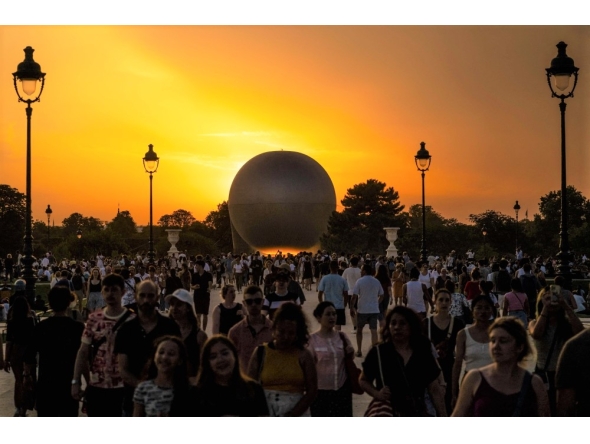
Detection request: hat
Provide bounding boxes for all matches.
[165,289,198,318]
[14,279,26,291]
[279,263,291,271]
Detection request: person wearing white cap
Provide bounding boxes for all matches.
[166,289,207,384]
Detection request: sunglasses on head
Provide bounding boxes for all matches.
[245,298,263,306]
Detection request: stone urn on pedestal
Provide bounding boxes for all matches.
[384,227,400,259]
[165,229,182,257]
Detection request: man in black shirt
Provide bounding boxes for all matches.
[115,280,180,416]
[190,259,213,331]
[250,252,263,286]
[262,271,300,320]
[24,286,84,416]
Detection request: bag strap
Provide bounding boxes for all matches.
[338,332,352,358]
[446,316,454,340]
[428,318,431,340]
[91,309,132,352]
[512,371,533,417]
[376,344,385,387]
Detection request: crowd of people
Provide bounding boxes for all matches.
[0,247,589,417]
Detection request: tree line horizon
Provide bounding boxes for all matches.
[1,179,589,261]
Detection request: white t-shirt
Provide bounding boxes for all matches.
[418,271,432,289]
[353,275,383,314]
[574,295,586,313]
[342,267,361,296]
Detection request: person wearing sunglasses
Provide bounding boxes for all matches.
[228,285,273,372]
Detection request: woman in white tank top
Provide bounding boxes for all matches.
[451,294,494,407]
[402,267,430,319]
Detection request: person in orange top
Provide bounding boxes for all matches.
[247,302,317,416]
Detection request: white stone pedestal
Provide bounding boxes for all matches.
[384,227,400,259]
[165,229,181,257]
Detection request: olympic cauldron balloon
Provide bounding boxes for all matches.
[228,151,336,252]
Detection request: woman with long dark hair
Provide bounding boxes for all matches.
[423,288,465,413]
[309,301,355,417]
[4,296,36,416]
[248,302,317,416]
[359,306,446,416]
[191,336,268,416]
[133,335,190,416]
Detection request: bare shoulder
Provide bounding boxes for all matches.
[462,368,483,389]
[531,373,545,390]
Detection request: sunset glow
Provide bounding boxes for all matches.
[1,26,588,226]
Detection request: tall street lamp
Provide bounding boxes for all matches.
[546,41,579,289]
[45,204,52,249]
[13,46,46,301]
[415,142,432,264]
[143,144,160,265]
[513,200,520,252]
[76,229,82,260]
[482,224,488,259]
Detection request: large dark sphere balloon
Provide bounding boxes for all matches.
[228,151,336,252]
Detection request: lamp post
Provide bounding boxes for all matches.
[513,200,520,253]
[13,46,46,301]
[546,41,579,289]
[45,204,52,249]
[76,229,82,261]
[143,144,160,265]
[415,142,432,264]
[482,224,488,260]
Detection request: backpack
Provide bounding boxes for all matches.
[496,270,511,293]
[520,275,538,300]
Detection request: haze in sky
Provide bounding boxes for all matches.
[0,25,588,226]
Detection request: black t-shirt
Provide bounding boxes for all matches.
[6,317,35,345]
[362,340,440,416]
[24,316,84,388]
[191,271,213,299]
[114,313,181,378]
[251,259,263,274]
[190,380,269,416]
[263,292,300,319]
[422,316,465,372]
[320,262,330,276]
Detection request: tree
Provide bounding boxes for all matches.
[158,209,197,228]
[0,185,26,256]
[106,210,137,239]
[538,186,590,229]
[468,210,519,258]
[204,201,233,252]
[62,213,104,237]
[321,179,406,254]
[398,204,474,260]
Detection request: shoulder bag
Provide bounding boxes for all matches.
[89,309,133,365]
[338,332,364,395]
[364,345,394,417]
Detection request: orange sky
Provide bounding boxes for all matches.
[0,26,588,226]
